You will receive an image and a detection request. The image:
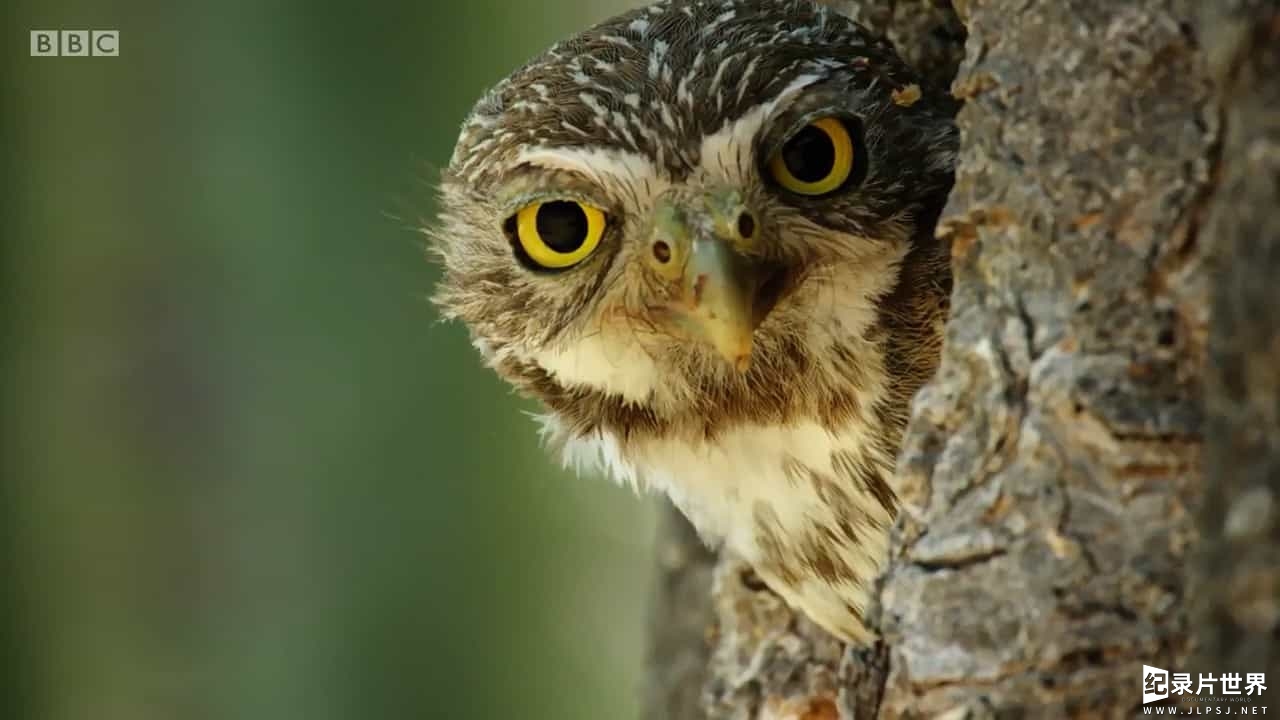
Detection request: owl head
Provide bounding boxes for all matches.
[432,0,957,435]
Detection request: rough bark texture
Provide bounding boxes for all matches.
[645,0,1278,717]
[816,0,967,91]
[1191,0,1280,685]
[881,0,1213,713]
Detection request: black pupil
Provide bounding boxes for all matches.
[782,124,836,183]
[535,201,588,253]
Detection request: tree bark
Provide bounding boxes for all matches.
[645,0,1277,717]
[881,0,1212,712]
[1190,0,1280,687]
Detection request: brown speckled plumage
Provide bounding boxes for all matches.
[431,0,956,642]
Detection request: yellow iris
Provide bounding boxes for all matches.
[768,117,856,196]
[514,200,606,269]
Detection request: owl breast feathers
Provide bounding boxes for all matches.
[432,0,956,642]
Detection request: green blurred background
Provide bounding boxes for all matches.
[2,1,659,718]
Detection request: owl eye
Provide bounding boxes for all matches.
[768,117,862,196]
[511,200,606,269]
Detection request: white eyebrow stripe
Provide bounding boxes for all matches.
[516,72,823,188]
[515,146,661,186]
[698,74,823,182]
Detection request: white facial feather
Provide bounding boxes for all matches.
[697,74,820,182]
[515,145,662,188]
[537,391,895,642]
[532,331,663,404]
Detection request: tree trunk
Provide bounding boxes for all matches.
[645,0,1277,717]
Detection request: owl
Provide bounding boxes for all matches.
[432,0,956,643]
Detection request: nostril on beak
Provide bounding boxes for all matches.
[737,212,755,240]
[652,239,672,264]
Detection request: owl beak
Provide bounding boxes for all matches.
[650,188,772,372]
[680,237,762,371]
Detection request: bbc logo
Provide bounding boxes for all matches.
[30,30,119,57]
